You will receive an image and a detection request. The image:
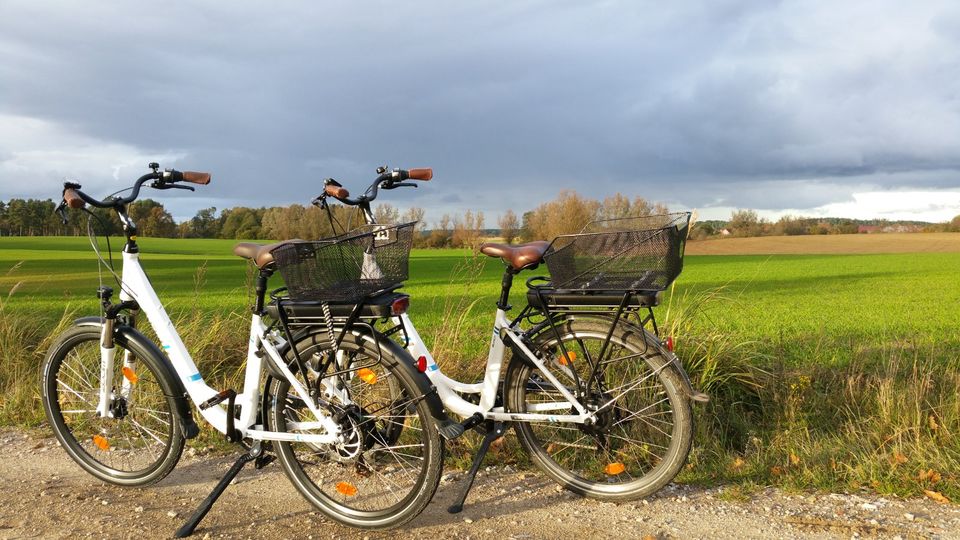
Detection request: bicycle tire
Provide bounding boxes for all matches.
[265,329,443,529]
[41,323,185,486]
[504,317,692,501]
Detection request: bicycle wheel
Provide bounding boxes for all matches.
[265,329,443,529]
[41,323,185,486]
[504,318,692,501]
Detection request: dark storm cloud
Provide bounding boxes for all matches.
[1,0,959,222]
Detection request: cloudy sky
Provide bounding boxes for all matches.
[2,0,959,223]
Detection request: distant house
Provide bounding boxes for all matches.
[858,225,882,234]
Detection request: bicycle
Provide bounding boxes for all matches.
[312,167,710,513]
[41,163,458,536]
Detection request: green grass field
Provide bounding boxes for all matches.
[2,236,958,500]
[4,236,959,340]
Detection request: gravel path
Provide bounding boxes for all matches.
[1,429,957,540]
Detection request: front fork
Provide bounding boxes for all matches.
[96,286,139,418]
[96,318,117,418]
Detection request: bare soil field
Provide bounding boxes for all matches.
[686,232,960,255]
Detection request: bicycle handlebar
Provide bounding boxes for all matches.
[59,165,211,211]
[321,167,432,207]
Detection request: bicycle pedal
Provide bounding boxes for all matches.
[199,389,237,411]
[254,454,275,470]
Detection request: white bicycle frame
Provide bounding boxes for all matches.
[97,250,341,444]
[395,310,597,425]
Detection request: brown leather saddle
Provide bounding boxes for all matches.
[232,239,304,268]
[478,240,550,271]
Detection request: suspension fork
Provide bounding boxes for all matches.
[118,308,140,402]
[96,287,139,417]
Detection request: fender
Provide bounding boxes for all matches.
[261,325,465,441]
[74,317,201,438]
[524,312,709,404]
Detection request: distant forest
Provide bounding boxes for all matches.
[1,194,958,246]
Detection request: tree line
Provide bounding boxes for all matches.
[3,195,958,244]
[693,209,960,239]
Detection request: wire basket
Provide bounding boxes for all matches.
[543,212,690,292]
[270,222,416,302]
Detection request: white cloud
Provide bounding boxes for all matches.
[0,114,186,199]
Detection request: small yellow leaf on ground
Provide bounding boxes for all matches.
[889,452,908,466]
[770,466,784,476]
[789,453,800,466]
[731,457,745,470]
[924,490,950,504]
[929,414,939,431]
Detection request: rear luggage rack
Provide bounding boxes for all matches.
[265,289,409,328]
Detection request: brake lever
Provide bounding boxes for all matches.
[382,182,418,190]
[54,201,69,225]
[150,181,195,192]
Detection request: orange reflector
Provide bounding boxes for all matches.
[93,435,110,451]
[122,366,139,384]
[604,462,626,475]
[336,482,358,496]
[558,351,577,365]
[357,368,377,384]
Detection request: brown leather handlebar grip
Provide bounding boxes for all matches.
[182,171,212,185]
[325,185,350,199]
[64,188,85,209]
[408,168,433,181]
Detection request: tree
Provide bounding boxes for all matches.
[728,209,766,237]
[402,207,427,246]
[451,210,484,248]
[141,206,177,237]
[374,204,400,225]
[188,207,219,238]
[426,214,452,248]
[498,209,519,243]
[220,207,263,239]
[524,190,601,241]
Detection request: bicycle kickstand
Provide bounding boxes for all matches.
[448,421,506,514]
[174,442,274,538]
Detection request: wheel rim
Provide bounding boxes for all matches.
[517,330,683,488]
[50,338,175,477]
[273,341,432,518]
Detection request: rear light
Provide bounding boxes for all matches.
[665,336,674,352]
[416,355,427,372]
[390,296,410,315]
